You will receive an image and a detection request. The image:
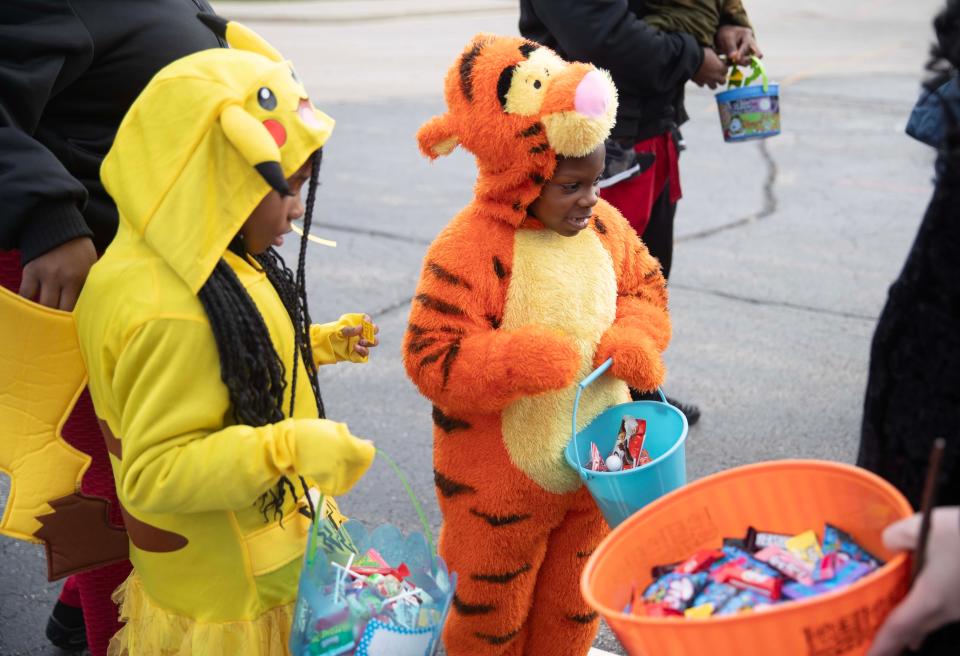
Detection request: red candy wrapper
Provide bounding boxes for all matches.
[588,442,608,472]
[712,559,783,600]
[676,549,723,575]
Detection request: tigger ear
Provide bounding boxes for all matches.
[417,114,460,159]
[197,13,283,63]
[220,104,291,195]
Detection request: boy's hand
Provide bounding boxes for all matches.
[340,314,379,358]
[19,237,97,311]
[595,329,666,392]
[715,25,762,66]
[692,48,728,89]
[867,507,960,656]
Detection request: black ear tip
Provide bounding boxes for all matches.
[255,162,292,196]
[197,13,228,38]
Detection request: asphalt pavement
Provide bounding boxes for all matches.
[0,1,943,654]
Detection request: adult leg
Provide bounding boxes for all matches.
[640,186,677,281]
[523,487,608,656]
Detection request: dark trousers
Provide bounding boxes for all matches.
[642,184,677,281]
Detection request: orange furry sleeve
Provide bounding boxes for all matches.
[592,203,672,392]
[403,219,580,414]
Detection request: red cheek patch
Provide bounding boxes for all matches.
[263,119,287,147]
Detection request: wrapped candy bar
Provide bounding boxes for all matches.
[753,546,815,586]
[785,530,823,565]
[643,572,709,612]
[715,589,771,616]
[711,559,783,600]
[676,549,723,575]
[691,582,738,611]
[588,442,608,472]
[744,526,791,552]
[823,523,882,569]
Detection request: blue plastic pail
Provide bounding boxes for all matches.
[715,56,780,142]
[564,358,688,528]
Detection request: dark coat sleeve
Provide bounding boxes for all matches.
[525,0,704,97]
[0,1,93,264]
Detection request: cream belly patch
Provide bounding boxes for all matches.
[500,227,629,494]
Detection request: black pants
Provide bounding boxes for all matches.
[642,183,677,281]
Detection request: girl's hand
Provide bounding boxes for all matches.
[341,314,379,358]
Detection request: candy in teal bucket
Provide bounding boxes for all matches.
[715,56,780,142]
[564,358,688,528]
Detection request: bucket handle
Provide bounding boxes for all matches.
[727,55,769,93]
[571,357,667,477]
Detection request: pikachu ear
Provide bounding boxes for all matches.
[197,13,283,63]
[220,104,291,195]
[416,114,460,160]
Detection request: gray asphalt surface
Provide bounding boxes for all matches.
[0,1,942,654]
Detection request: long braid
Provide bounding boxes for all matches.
[198,149,326,522]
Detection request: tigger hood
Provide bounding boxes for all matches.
[417,34,618,227]
[100,16,334,294]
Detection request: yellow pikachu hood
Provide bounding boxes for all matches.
[101,14,334,293]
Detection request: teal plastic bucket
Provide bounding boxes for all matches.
[715,56,780,142]
[564,358,688,528]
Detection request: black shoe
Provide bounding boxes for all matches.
[46,600,87,652]
[666,396,701,427]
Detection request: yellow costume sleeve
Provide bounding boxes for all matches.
[310,313,368,366]
[111,317,374,515]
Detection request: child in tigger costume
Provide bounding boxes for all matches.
[404,34,672,656]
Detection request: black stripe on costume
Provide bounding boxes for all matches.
[486,314,502,329]
[644,269,660,280]
[472,563,533,584]
[408,323,464,336]
[529,172,546,185]
[512,200,523,211]
[407,337,437,354]
[519,42,538,58]
[459,42,484,101]
[519,124,543,138]
[529,142,550,154]
[469,509,531,527]
[594,217,607,234]
[432,405,471,433]
[475,628,521,646]
[434,470,477,497]
[453,594,495,616]
[440,340,461,389]
[415,293,465,317]
[428,261,472,290]
[419,350,444,368]
[576,549,595,559]
[567,611,599,624]
[492,256,507,279]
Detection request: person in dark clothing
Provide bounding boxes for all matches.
[520,0,761,425]
[0,2,221,653]
[858,3,960,654]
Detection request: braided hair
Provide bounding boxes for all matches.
[197,149,324,522]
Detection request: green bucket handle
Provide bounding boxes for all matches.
[306,447,437,568]
[571,357,668,478]
[727,56,769,93]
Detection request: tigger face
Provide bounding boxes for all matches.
[417,35,617,217]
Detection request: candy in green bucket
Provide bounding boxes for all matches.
[715,56,780,142]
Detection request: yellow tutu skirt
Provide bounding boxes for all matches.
[107,573,294,656]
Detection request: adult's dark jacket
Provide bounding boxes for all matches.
[0,0,222,265]
[519,0,705,142]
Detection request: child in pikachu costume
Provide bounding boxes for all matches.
[404,35,672,655]
[0,16,375,656]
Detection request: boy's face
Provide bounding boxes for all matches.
[240,160,313,254]
[528,144,605,237]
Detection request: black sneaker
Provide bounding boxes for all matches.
[666,396,701,427]
[598,138,655,189]
[45,600,87,652]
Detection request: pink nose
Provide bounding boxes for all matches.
[574,70,609,119]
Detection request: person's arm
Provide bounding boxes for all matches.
[111,316,374,515]
[867,507,960,656]
[403,229,580,415]
[0,2,94,262]
[716,0,762,65]
[310,313,379,366]
[592,203,671,392]
[526,0,704,96]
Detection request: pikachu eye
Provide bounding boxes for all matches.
[257,87,277,111]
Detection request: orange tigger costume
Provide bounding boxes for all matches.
[403,35,672,655]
